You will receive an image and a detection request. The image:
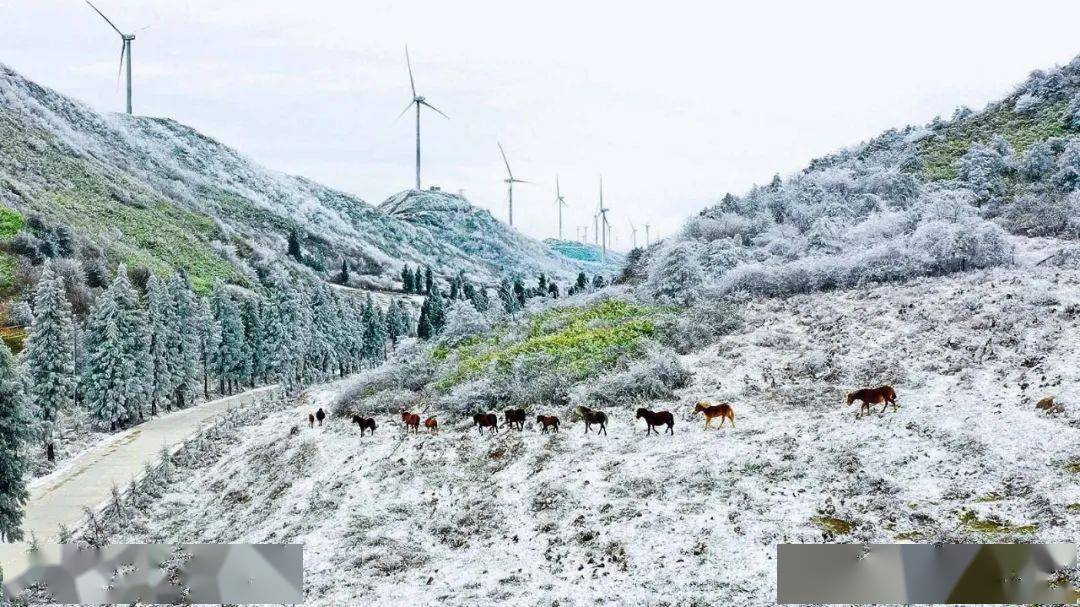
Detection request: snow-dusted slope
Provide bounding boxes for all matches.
[104,238,1080,605]
[0,64,618,291]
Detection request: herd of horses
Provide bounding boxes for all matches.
[320,385,897,438]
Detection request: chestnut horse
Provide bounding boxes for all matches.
[636,408,675,435]
[307,413,315,428]
[846,385,898,417]
[504,408,526,431]
[473,413,498,434]
[352,415,377,436]
[424,417,439,434]
[576,406,608,436]
[401,411,421,433]
[536,415,560,433]
[694,401,736,429]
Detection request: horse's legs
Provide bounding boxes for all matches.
[718,417,725,429]
[879,400,889,414]
[600,423,607,436]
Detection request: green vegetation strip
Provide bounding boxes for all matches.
[434,300,662,390]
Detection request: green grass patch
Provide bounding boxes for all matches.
[811,516,853,536]
[434,299,664,390]
[1,327,26,355]
[959,510,1037,535]
[1064,458,1080,474]
[1066,503,1080,514]
[918,99,1072,181]
[0,208,24,239]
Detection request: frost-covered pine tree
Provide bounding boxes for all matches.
[145,275,174,416]
[394,300,412,338]
[167,271,200,408]
[242,297,267,387]
[306,285,339,380]
[417,298,433,340]
[427,287,447,334]
[23,262,74,462]
[498,279,520,314]
[83,312,131,432]
[401,265,414,293]
[646,242,705,306]
[0,339,31,541]
[385,301,402,346]
[424,266,434,294]
[82,266,146,429]
[194,296,220,400]
[210,282,246,395]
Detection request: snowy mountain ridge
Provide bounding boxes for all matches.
[0,63,620,296]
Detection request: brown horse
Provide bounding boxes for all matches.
[846,385,898,417]
[536,415,560,433]
[424,417,439,434]
[694,401,736,429]
[636,408,674,435]
[352,415,377,436]
[577,406,608,436]
[504,408,526,431]
[401,411,421,433]
[473,413,498,434]
[308,413,315,428]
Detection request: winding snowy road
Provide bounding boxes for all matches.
[0,385,281,577]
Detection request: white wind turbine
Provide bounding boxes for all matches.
[554,175,568,240]
[645,223,652,246]
[499,142,529,227]
[628,219,639,249]
[85,0,140,114]
[598,176,611,261]
[399,46,448,191]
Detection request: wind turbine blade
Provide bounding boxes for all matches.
[396,100,416,120]
[405,45,417,98]
[556,174,560,199]
[498,142,513,179]
[419,100,449,119]
[514,179,532,184]
[135,24,152,33]
[116,40,126,90]
[85,0,124,35]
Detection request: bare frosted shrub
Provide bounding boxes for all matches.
[580,349,690,407]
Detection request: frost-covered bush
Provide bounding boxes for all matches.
[438,300,492,348]
[1063,92,1080,130]
[437,376,503,417]
[580,349,690,407]
[1003,192,1080,237]
[1020,141,1056,181]
[645,241,704,306]
[666,297,743,352]
[1013,93,1041,115]
[956,138,1013,206]
[1053,139,1080,192]
[9,300,32,326]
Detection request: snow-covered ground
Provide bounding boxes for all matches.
[104,243,1080,605]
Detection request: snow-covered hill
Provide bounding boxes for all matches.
[0,64,619,295]
[101,237,1080,605]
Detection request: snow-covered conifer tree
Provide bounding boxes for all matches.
[23,262,74,461]
[210,282,246,395]
[167,271,199,408]
[145,275,174,416]
[0,339,31,540]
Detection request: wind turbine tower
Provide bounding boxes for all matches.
[628,219,639,249]
[555,175,568,240]
[499,142,529,227]
[85,0,136,114]
[598,177,610,261]
[399,46,449,190]
[645,223,651,246]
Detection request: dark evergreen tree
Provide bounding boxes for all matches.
[575,272,588,291]
[401,265,414,293]
[417,299,433,340]
[513,278,527,307]
[548,282,559,298]
[339,259,350,285]
[537,273,547,295]
[428,288,447,334]
[424,266,434,294]
[498,279,519,313]
[592,274,606,289]
[0,340,31,541]
[287,229,303,260]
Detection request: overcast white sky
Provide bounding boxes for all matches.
[2,1,1080,249]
